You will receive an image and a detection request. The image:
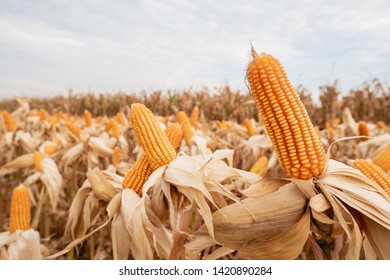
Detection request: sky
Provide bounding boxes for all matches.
[1,0,390,102]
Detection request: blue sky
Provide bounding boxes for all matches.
[1,0,389,101]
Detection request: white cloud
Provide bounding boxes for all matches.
[0,0,389,99]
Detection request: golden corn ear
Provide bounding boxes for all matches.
[243,118,256,137]
[49,115,59,128]
[216,120,229,129]
[358,121,369,141]
[190,106,200,127]
[372,143,390,172]
[116,112,128,126]
[246,50,326,180]
[177,111,195,145]
[105,119,113,132]
[38,109,47,122]
[44,145,57,155]
[66,121,80,139]
[130,103,176,170]
[122,124,182,195]
[250,156,268,176]
[122,155,153,196]
[164,123,184,150]
[353,159,390,195]
[9,185,31,233]
[112,146,121,166]
[111,120,121,139]
[160,115,169,124]
[2,111,17,132]
[34,151,44,172]
[84,110,92,127]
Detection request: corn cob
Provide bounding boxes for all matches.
[243,118,257,137]
[353,159,390,195]
[164,123,184,150]
[95,116,103,124]
[9,185,31,233]
[246,49,326,180]
[34,151,44,172]
[2,111,17,132]
[49,115,59,128]
[116,112,127,126]
[38,109,47,122]
[250,156,268,176]
[216,120,230,129]
[372,143,390,172]
[84,110,92,127]
[112,146,121,166]
[65,120,80,139]
[190,106,200,127]
[358,121,369,141]
[111,120,121,139]
[44,145,58,155]
[122,123,183,195]
[130,103,176,170]
[160,116,169,124]
[122,155,153,196]
[105,119,113,132]
[176,111,195,146]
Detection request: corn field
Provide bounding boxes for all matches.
[0,50,389,260]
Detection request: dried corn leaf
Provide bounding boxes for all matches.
[212,183,307,248]
[235,208,310,259]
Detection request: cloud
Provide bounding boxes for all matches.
[0,0,389,99]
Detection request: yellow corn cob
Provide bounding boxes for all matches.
[250,156,268,176]
[176,111,195,146]
[112,146,121,166]
[190,106,200,127]
[49,115,59,128]
[122,155,153,196]
[130,103,176,170]
[243,118,257,137]
[44,145,58,155]
[2,111,17,132]
[105,119,113,132]
[65,121,80,139]
[111,120,121,139]
[160,115,169,125]
[358,121,369,141]
[372,143,390,172]
[95,116,103,125]
[34,151,44,172]
[164,123,184,150]
[353,159,390,195]
[38,109,47,122]
[116,112,127,126]
[84,110,92,127]
[9,185,31,233]
[246,49,326,180]
[216,120,230,129]
[325,121,336,140]
[122,123,182,195]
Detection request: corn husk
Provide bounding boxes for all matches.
[0,229,42,260]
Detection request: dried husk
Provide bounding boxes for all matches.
[211,183,307,250]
